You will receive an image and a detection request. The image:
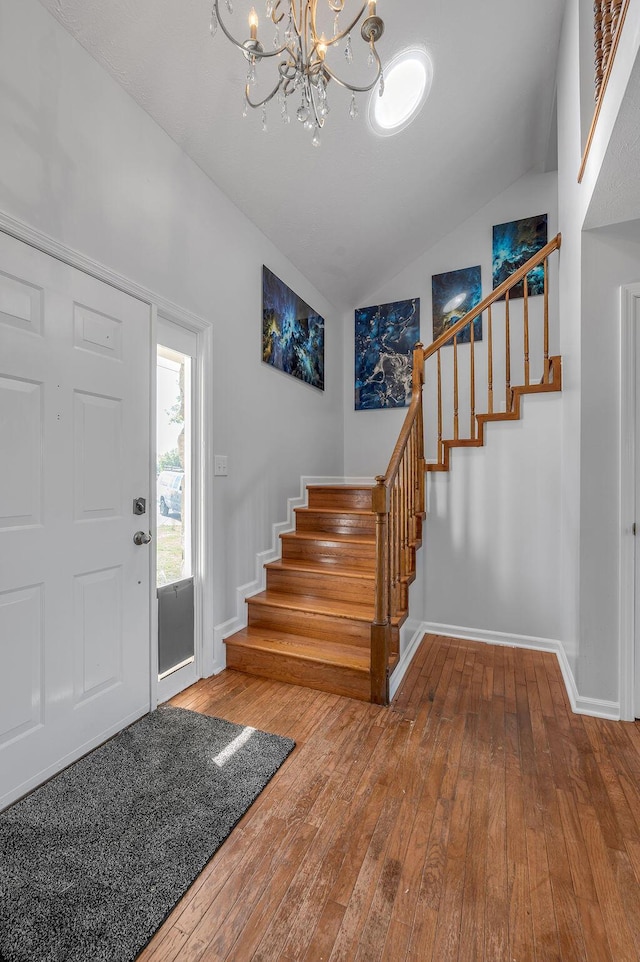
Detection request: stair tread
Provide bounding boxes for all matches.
[225,627,371,672]
[307,485,373,491]
[443,439,484,448]
[281,529,375,545]
[248,589,374,621]
[295,506,373,516]
[267,559,375,582]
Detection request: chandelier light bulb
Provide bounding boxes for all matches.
[248,7,258,40]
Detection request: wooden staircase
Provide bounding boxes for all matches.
[224,485,402,701]
[225,233,562,705]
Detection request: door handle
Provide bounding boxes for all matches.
[133,530,152,546]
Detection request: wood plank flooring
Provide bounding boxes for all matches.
[137,634,640,962]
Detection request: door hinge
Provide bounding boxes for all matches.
[634,522,637,536]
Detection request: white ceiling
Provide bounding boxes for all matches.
[37,0,566,311]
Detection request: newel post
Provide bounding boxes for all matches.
[371,476,391,705]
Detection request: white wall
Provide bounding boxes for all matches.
[578,226,640,701]
[0,0,345,656]
[343,170,564,644]
[557,0,640,704]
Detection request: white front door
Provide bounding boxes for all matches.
[0,232,151,808]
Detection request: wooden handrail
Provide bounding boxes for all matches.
[423,233,562,361]
[380,384,423,493]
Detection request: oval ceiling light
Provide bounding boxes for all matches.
[369,48,433,136]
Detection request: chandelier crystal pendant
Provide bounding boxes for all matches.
[210,0,385,145]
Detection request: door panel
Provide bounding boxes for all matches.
[0,376,42,527]
[0,584,43,746]
[73,390,123,520]
[73,566,123,703]
[0,232,151,808]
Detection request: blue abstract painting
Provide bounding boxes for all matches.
[492,214,548,299]
[354,298,420,411]
[262,266,324,390]
[431,266,482,346]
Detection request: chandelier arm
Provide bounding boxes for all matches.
[311,2,368,47]
[213,0,294,59]
[271,0,286,24]
[289,0,302,36]
[302,2,310,68]
[245,79,284,109]
[327,0,346,12]
[322,55,381,93]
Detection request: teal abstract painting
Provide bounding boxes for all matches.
[354,298,420,410]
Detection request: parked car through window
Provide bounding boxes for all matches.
[157,470,183,518]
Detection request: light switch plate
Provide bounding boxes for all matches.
[214,455,228,476]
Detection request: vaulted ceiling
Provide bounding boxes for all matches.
[37,0,566,310]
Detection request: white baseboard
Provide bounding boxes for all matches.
[421,621,621,720]
[212,476,376,669]
[554,644,620,720]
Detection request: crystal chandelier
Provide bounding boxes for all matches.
[209,0,385,145]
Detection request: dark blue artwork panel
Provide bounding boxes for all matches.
[354,298,420,411]
[431,266,482,346]
[492,214,548,299]
[262,266,324,390]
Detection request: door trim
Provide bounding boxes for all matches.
[0,211,215,713]
[0,210,206,332]
[619,282,640,720]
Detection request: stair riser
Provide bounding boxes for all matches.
[295,510,375,537]
[307,487,373,512]
[225,643,370,701]
[266,567,375,605]
[248,603,371,646]
[281,537,375,570]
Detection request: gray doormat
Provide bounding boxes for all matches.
[0,706,295,962]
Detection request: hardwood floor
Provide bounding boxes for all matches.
[138,634,640,962]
